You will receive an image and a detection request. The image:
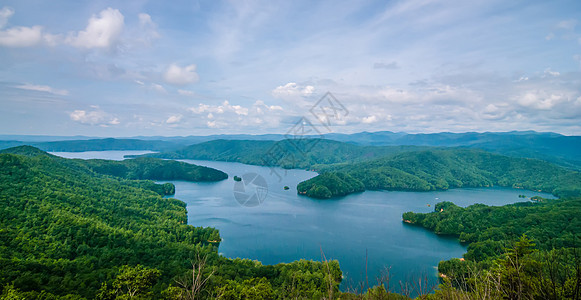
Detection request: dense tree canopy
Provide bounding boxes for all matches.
[2,145,581,299]
[143,138,426,169]
[81,157,228,182]
[301,149,581,198]
[402,198,581,299]
[0,148,342,299]
[297,172,365,198]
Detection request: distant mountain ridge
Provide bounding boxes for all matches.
[1,131,580,169]
[0,138,178,152]
[140,139,429,169]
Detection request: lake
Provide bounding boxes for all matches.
[51,151,556,292]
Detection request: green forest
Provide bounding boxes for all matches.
[0,146,228,184]
[0,147,342,299]
[141,139,581,199]
[1,145,581,299]
[402,198,581,299]
[143,138,426,169]
[298,149,581,199]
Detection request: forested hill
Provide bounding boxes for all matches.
[400,199,581,299]
[3,131,579,170]
[141,138,426,168]
[297,149,581,199]
[325,131,581,170]
[0,148,342,298]
[0,150,219,298]
[0,146,228,184]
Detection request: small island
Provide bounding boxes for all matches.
[284,186,289,190]
[233,175,242,182]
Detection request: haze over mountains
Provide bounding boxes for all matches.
[2,131,580,170]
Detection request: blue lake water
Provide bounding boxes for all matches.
[51,151,556,291]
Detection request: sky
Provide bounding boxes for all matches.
[1,0,580,137]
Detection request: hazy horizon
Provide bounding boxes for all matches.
[0,129,578,142]
[1,1,580,136]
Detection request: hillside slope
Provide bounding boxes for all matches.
[0,149,342,299]
[298,149,581,198]
[144,138,426,169]
[0,146,228,184]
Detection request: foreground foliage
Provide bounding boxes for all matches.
[403,198,581,299]
[0,148,341,299]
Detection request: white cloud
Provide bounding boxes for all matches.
[188,100,248,115]
[272,82,315,98]
[178,89,195,96]
[516,91,564,110]
[480,103,508,120]
[0,7,14,29]
[166,114,182,124]
[66,8,124,49]
[163,64,199,85]
[70,107,119,126]
[42,33,62,47]
[253,100,282,113]
[543,68,560,77]
[138,13,160,43]
[361,115,378,124]
[14,83,69,96]
[151,83,166,93]
[186,100,285,129]
[557,19,577,30]
[0,7,159,51]
[207,120,220,128]
[0,9,44,48]
[0,26,43,47]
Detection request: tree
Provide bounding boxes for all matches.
[97,265,161,299]
[494,235,538,300]
[174,255,216,300]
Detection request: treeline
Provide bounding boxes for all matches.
[81,157,228,182]
[0,146,228,187]
[297,172,365,198]
[298,149,581,199]
[144,140,581,199]
[0,148,342,299]
[142,138,426,169]
[403,199,581,260]
[401,198,581,299]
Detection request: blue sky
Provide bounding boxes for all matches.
[1,0,580,137]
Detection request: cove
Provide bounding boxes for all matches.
[51,151,556,291]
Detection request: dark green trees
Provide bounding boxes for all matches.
[83,157,228,182]
[97,265,161,299]
[0,148,344,299]
[299,149,581,198]
[297,172,364,199]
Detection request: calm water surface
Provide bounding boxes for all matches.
[52,151,556,291]
[51,150,156,160]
